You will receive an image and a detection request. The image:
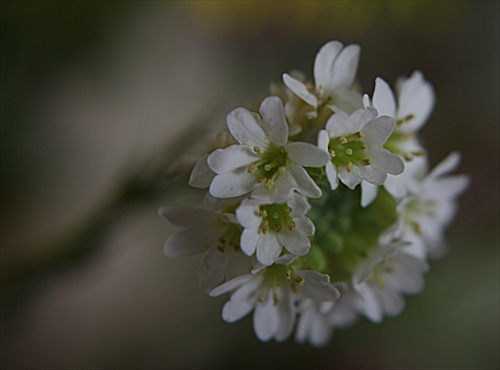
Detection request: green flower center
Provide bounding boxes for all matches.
[259,203,295,234]
[328,133,372,171]
[248,143,288,189]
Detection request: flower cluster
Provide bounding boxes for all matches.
[159,40,469,347]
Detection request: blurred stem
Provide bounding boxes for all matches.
[1,106,221,309]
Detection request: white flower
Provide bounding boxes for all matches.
[283,40,363,116]
[207,96,330,201]
[236,192,315,266]
[397,152,470,259]
[361,72,435,204]
[318,107,404,191]
[353,249,428,323]
[158,205,251,293]
[210,258,339,343]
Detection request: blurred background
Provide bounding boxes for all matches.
[1,1,498,369]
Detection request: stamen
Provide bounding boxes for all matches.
[277,166,285,174]
[361,158,372,166]
[272,224,281,231]
[359,142,367,149]
[258,289,267,303]
[218,237,226,245]
[258,176,266,183]
[280,146,288,154]
[253,146,261,153]
[247,163,257,173]
[339,136,348,144]
[287,220,296,231]
[396,113,415,125]
[329,149,336,157]
[295,276,305,286]
[355,131,364,138]
[284,207,292,214]
[273,292,279,306]
[284,270,292,279]
[404,153,414,161]
[346,162,353,172]
[259,209,268,218]
[265,179,275,189]
[261,220,270,234]
[411,221,422,235]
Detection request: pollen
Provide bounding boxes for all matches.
[261,220,270,234]
[346,162,353,172]
[287,220,296,231]
[248,163,258,173]
[339,136,348,144]
[361,158,372,166]
[259,209,268,218]
[329,149,336,157]
[295,276,305,286]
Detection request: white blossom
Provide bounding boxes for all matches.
[397,152,470,259]
[208,96,330,202]
[236,192,315,266]
[159,205,251,293]
[318,107,404,191]
[283,40,363,116]
[210,259,339,343]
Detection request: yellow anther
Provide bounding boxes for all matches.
[413,151,424,157]
[361,158,372,166]
[280,146,288,154]
[411,221,422,235]
[272,212,279,219]
[277,166,285,174]
[259,209,268,218]
[404,153,414,161]
[355,131,364,138]
[261,220,270,234]
[265,179,275,189]
[396,113,415,125]
[248,163,258,173]
[339,136,348,144]
[359,142,367,149]
[295,276,305,286]
[329,149,336,157]
[258,177,266,183]
[346,162,353,172]
[253,146,261,153]
[287,220,296,231]
[284,207,292,214]
[284,270,292,279]
[346,148,353,155]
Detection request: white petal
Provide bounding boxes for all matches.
[427,151,462,180]
[240,228,260,256]
[188,154,215,188]
[294,216,315,236]
[207,145,257,174]
[277,229,310,256]
[158,205,214,228]
[338,165,362,189]
[275,288,295,342]
[287,163,322,198]
[362,115,395,147]
[361,181,379,207]
[227,107,268,147]
[253,291,279,341]
[222,278,262,322]
[283,73,318,107]
[314,40,343,93]
[317,130,330,151]
[369,148,404,175]
[329,44,361,90]
[235,199,261,228]
[256,233,282,265]
[325,162,339,190]
[397,70,435,133]
[357,163,387,186]
[163,230,213,258]
[209,169,258,198]
[288,142,330,167]
[371,77,397,117]
[210,274,254,297]
[299,270,340,301]
[259,96,289,146]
